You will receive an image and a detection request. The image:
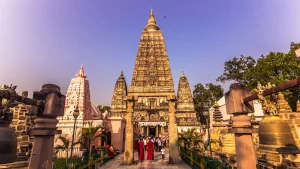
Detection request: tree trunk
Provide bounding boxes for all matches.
[66,150,68,165]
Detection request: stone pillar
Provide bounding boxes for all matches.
[123,96,135,165]
[168,95,180,164]
[29,118,59,169]
[225,83,257,169]
[156,126,158,137]
[146,127,149,136]
[28,84,65,169]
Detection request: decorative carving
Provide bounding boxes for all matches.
[138,122,167,127]
[254,82,279,116]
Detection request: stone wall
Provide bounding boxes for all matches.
[280,112,300,148]
[10,103,35,161]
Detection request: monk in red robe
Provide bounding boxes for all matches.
[146,139,154,162]
[106,144,114,159]
[134,138,139,154]
[138,138,144,162]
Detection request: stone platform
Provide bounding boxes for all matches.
[101,149,190,169]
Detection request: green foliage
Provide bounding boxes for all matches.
[55,135,70,153]
[216,55,256,84]
[180,151,232,169]
[97,105,111,112]
[177,128,207,156]
[193,83,224,124]
[217,42,300,111]
[54,135,71,164]
[75,121,106,156]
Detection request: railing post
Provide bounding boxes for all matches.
[225,83,257,169]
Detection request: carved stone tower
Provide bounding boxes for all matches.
[109,9,199,155]
[56,64,93,153]
[129,9,175,92]
[111,71,128,118]
[176,71,200,131]
[127,9,175,138]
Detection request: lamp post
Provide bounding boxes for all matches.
[70,107,80,160]
[203,102,212,158]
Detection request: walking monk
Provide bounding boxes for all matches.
[138,138,144,162]
[146,137,154,163]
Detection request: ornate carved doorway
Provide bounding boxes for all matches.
[149,127,156,136]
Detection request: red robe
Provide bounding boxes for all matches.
[106,144,114,158]
[134,139,139,152]
[146,141,154,160]
[138,141,144,161]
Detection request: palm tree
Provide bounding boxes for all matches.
[75,121,106,156]
[54,135,70,164]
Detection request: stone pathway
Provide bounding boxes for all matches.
[102,149,191,169]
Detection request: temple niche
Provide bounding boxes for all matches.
[56,64,107,157]
[108,9,201,152]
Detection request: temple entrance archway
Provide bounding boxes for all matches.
[149,127,155,136]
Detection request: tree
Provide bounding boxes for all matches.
[54,135,70,164]
[216,55,256,85]
[193,83,224,124]
[97,105,111,112]
[217,42,300,111]
[75,122,106,156]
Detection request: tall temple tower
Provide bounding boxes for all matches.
[56,64,104,154]
[176,71,200,132]
[111,71,128,118]
[109,9,200,151]
[127,9,175,137]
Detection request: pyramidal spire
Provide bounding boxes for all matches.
[76,63,87,78]
[145,8,159,31]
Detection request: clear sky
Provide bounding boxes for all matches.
[0,0,300,106]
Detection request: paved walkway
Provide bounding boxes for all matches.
[102,149,191,169]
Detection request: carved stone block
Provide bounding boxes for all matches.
[225,83,254,114]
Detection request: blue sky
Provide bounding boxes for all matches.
[0,0,300,106]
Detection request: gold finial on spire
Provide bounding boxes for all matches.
[181,71,185,77]
[213,100,219,107]
[150,8,154,17]
[120,71,124,77]
[145,8,159,31]
[76,64,87,78]
[251,113,255,121]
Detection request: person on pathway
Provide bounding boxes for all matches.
[138,138,144,162]
[157,138,162,152]
[134,138,139,154]
[143,137,147,151]
[106,144,114,159]
[161,146,165,160]
[146,137,154,163]
[154,138,158,152]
